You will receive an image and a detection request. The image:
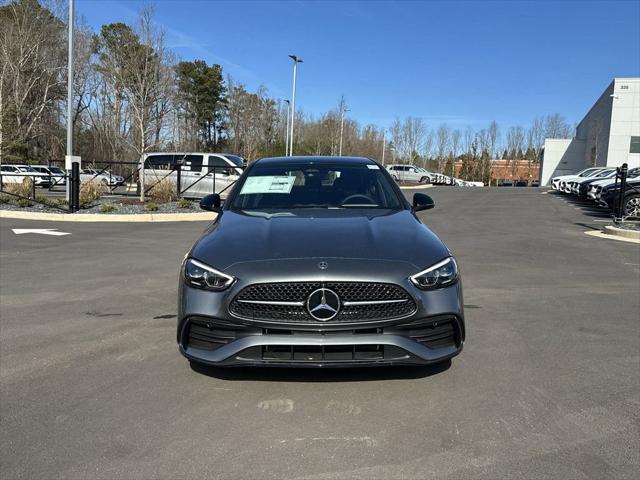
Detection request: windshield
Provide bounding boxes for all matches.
[224,155,244,167]
[231,163,402,211]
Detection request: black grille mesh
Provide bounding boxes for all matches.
[229,282,416,323]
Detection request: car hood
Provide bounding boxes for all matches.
[190,209,450,276]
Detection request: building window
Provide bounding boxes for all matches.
[631,137,640,154]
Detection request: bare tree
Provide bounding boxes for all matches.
[488,120,500,159]
[506,126,525,180]
[544,113,572,139]
[436,124,450,173]
[450,129,461,177]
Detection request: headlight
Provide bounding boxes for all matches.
[410,257,458,290]
[184,258,235,291]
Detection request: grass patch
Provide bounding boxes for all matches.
[17,198,33,208]
[145,202,159,211]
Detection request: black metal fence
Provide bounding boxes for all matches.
[0,159,243,213]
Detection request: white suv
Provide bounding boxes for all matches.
[386,164,432,183]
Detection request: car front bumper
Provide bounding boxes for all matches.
[178,277,465,367]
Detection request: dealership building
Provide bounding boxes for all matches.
[540,77,640,185]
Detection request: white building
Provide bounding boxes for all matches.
[540,77,640,185]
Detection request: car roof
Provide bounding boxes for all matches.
[254,156,376,166]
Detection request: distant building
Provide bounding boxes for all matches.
[540,77,640,185]
[454,159,538,185]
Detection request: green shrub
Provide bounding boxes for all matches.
[177,198,192,209]
[17,198,33,208]
[35,194,49,204]
[145,202,159,211]
[0,195,11,204]
[99,203,117,213]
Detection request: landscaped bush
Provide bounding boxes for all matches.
[148,178,177,203]
[177,198,192,209]
[79,180,107,207]
[0,195,11,204]
[145,202,159,211]
[5,177,34,199]
[99,203,117,213]
[17,198,33,207]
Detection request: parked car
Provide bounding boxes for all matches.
[515,180,528,187]
[0,164,28,185]
[598,177,640,217]
[178,156,465,368]
[530,180,540,187]
[80,168,124,187]
[550,167,604,191]
[589,168,640,201]
[571,169,618,198]
[566,168,615,195]
[0,164,51,187]
[142,152,244,198]
[386,164,432,183]
[31,165,67,187]
[554,168,608,193]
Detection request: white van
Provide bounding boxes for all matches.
[141,152,244,198]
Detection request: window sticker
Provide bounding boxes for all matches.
[367,164,380,170]
[240,175,296,194]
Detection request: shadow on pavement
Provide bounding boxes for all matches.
[189,359,452,382]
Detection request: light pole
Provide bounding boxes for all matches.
[284,100,290,157]
[288,54,302,156]
[65,0,75,202]
[339,106,350,156]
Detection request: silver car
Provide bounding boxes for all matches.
[386,164,432,183]
[178,156,465,368]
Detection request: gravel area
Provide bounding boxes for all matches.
[0,198,198,214]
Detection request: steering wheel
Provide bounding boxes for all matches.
[340,193,377,205]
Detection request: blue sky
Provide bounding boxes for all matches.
[77,0,640,131]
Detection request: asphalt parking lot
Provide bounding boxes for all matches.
[1,187,639,479]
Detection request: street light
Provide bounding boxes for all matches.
[284,99,290,157]
[65,0,74,202]
[288,54,303,156]
[339,106,350,156]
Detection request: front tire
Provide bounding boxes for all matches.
[623,194,640,218]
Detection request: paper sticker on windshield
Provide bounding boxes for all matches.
[240,176,296,194]
[367,165,380,169]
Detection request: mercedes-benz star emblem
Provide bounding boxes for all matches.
[307,288,340,321]
[318,261,328,270]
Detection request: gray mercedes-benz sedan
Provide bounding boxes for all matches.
[178,156,465,367]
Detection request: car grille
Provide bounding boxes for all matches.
[229,282,416,324]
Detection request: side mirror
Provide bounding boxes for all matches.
[413,193,434,212]
[200,193,221,212]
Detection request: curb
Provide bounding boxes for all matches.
[585,228,640,244]
[603,225,640,241]
[0,209,216,223]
